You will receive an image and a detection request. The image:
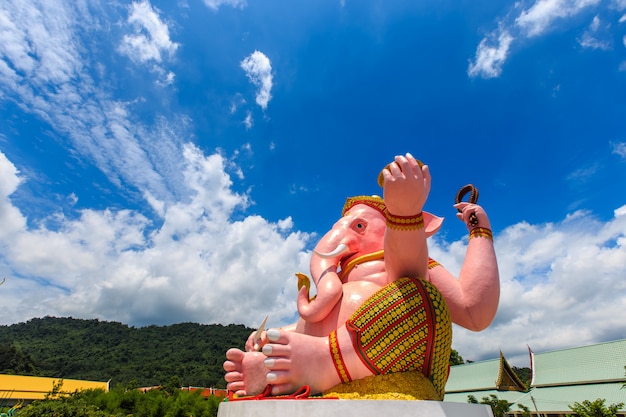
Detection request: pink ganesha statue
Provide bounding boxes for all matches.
[224,153,499,400]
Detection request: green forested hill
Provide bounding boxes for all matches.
[0,316,495,392]
[0,317,253,388]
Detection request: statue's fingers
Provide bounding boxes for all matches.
[394,154,414,178]
[453,202,470,211]
[405,153,422,178]
[388,160,403,178]
[422,164,431,192]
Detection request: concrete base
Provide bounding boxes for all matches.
[217,400,494,417]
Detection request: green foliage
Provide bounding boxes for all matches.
[0,316,253,388]
[19,386,224,417]
[568,398,624,417]
[516,403,532,417]
[467,394,513,417]
[512,366,531,388]
[0,343,39,374]
[450,349,464,365]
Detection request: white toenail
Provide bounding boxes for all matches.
[264,358,275,368]
[267,328,280,341]
[262,345,273,355]
[266,372,277,382]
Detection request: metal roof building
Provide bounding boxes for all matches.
[0,374,109,406]
[444,339,626,417]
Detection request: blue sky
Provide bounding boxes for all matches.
[1,0,625,365]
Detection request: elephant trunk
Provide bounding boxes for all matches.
[297,236,350,323]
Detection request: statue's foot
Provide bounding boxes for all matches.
[261,328,371,395]
[223,348,268,396]
[224,327,373,397]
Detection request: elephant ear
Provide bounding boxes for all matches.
[423,211,443,237]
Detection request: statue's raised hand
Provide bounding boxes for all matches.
[454,202,492,231]
[381,153,431,215]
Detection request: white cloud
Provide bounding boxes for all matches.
[240,50,273,110]
[0,2,187,205]
[516,0,601,37]
[120,1,178,64]
[243,111,253,129]
[0,149,310,327]
[578,15,612,49]
[119,1,178,84]
[468,29,514,79]
[614,0,626,11]
[157,71,176,86]
[611,141,626,158]
[203,0,247,10]
[468,0,617,78]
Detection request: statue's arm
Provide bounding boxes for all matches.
[382,154,430,281]
[428,203,499,331]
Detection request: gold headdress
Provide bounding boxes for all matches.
[342,195,386,217]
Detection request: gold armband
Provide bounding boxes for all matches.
[469,227,493,241]
[385,212,424,231]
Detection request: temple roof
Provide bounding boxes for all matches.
[445,352,526,393]
[444,339,626,414]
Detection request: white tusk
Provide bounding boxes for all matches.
[314,243,349,259]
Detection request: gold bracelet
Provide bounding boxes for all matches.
[329,330,352,383]
[386,211,424,231]
[469,227,493,241]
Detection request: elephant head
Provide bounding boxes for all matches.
[297,196,443,323]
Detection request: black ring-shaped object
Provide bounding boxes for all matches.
[455,184,479,212]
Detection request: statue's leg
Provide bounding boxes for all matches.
[342,277,452,399]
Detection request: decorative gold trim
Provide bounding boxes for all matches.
[342,196,386,217]
[428,258,441,269]
[338,250,384,282]
[386,211,424,231]
[329,330,352,383]
[469,227,493,241]
[323,370,440,400]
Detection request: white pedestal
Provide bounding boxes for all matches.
[217,400,494,417]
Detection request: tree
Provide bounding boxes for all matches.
[513,366,531,388]
[468,394,513,417]
[450,349,464,365]
[569,398,624,417]
[0,344,39,374]
[516,403,532,417]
